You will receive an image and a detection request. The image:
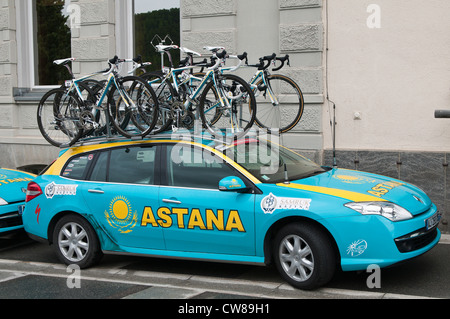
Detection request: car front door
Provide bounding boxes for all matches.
[77,145,165,250]
[154,143,256,256]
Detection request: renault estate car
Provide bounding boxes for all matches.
[0,168,35,234]
[23,134,441,290]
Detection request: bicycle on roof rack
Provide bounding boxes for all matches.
[37,56,159,148]
[141,44,257,140]
[222,53,305,134]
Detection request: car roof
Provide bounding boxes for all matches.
[46,131,264,186]
[59,130,262,156]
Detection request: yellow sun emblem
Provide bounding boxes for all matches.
[333,175,376,184]
[105,196,138,234]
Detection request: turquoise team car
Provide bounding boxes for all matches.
[23,135,441,289]
[0,168,35,234]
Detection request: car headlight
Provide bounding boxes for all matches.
[345,202,413,222]
[0,198,8,206]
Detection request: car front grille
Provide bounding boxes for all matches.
[0,212,23,229]
[395,227,439,253]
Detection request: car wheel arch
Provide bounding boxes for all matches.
[47,211,94,245]
[263,216,341,269]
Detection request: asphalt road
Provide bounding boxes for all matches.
[0,231,449,300]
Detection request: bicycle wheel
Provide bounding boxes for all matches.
[199,74,256,140]
[107,76,159,138]
[141,72,176,134]
[254,74,304,134]
[37,88,83,147]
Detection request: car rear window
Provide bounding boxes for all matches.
[62,154,95,180]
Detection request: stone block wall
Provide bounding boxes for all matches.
[0,0,17,110]
[181,0,325,151]
[70,0,116,77]
[324,150,449,233]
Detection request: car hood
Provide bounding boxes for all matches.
[0,168,35,203]
[284,168,432,216]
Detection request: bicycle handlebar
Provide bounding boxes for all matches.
[273,54,290,72]
[227,52,248,72]
[103,55,152,75]
[216,50,228,59]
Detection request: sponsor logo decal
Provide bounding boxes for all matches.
[0,176,34,186]
[140,207,245,233]
[261,193,311,214]
[45,182,78,199]
[367,181,404,198]
[347,240,368,257]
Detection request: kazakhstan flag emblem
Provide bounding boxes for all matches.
[105,196,138,234]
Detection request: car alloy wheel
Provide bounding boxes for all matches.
[58,221,90,263]
[53,214,103,268]
[279,234,314,282]
[273,223,336,290]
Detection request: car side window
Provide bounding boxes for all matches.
[62,154,95,180]
[90,151,109,182]
[166,144,236,189]
[108,146,156,185]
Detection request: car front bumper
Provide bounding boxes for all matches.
[0,203,24,234]
[324,204,441,272]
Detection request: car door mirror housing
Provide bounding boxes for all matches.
[219,176,249,193]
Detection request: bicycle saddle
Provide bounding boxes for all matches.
[203,46,225,53]
[53,58,75,65]
[180,47,202,57]
[156,44,179,52]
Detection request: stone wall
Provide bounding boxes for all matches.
[0,0,119,170]
[181,0,325,151]
[70,0,117,77]
[323,150,449,233]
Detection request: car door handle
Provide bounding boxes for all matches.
[162,199,182,205]
[88,189,105,194]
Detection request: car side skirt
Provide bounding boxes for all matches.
[103,249,266,266]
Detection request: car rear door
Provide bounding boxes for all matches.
[77,144,165,250]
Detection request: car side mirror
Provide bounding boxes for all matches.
[219,176,249,193]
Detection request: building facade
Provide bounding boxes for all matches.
[1,0,449,231]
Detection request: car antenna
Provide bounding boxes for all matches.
[330,100,338,169]
[284,164,290,184]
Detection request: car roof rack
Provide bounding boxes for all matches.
[61,128,268,150]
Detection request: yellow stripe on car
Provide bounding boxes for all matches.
[277,183,388,203]
[45,139,262,185]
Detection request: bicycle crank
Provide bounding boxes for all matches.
[80,111,99,130]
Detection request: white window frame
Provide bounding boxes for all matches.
[16,0,42,89]
[16,0,70,89]
[16,0,135,88]
[116,0,135,68]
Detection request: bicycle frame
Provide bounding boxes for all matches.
[221,65,279,106]
[67,71,131,110]
[61,64,140,139]
[147,64,225,116]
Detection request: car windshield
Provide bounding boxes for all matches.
[224,139,326,183]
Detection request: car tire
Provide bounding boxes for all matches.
[52,214,103,269]
[273,222,336,290]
